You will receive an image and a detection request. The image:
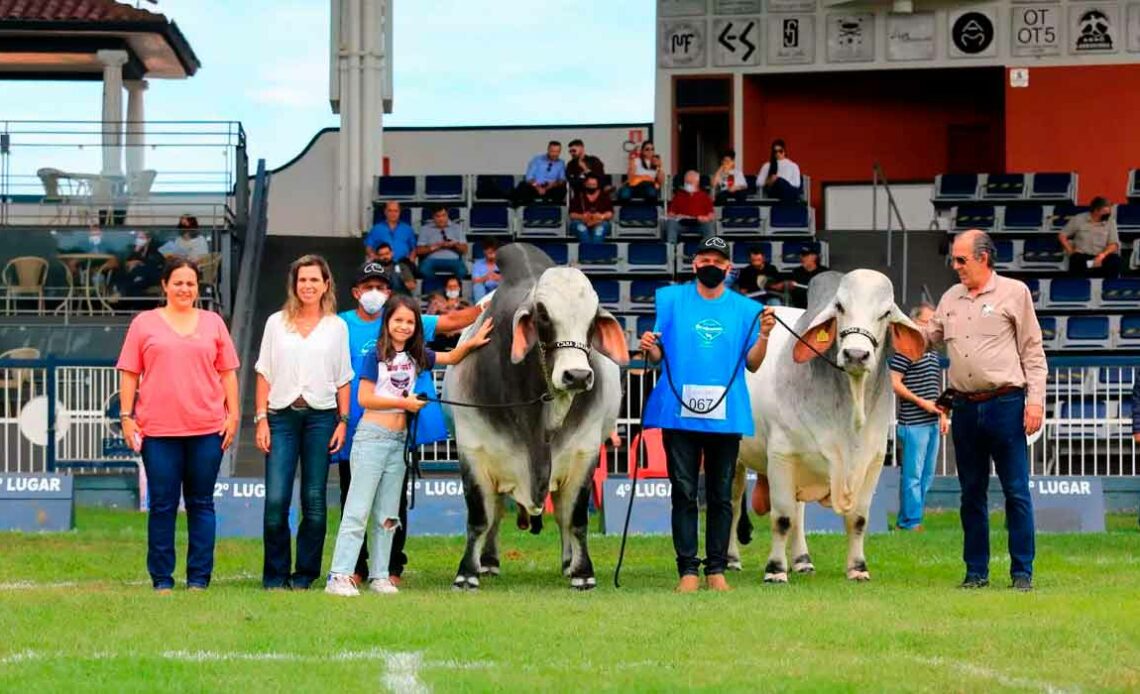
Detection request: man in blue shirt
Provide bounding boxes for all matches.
[640,236,776,593]
[365,201,418,267]
[336,261,482,586]
[512,140,567,206]
[471,238,502,302]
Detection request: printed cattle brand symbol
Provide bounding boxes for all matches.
[783,18,800,48]
[952,12,995,54]
[671,31,696,55]
[1076,9,1113,50]
[695,318,725,343]
[717,21,757,61]
[837,18,863,46]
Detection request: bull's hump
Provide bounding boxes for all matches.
[497,243,555,285]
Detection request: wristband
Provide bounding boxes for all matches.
[253,413,268,424]
[337,414,349,424]
[120,412,135,420]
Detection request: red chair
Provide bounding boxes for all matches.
[628,428,670,479]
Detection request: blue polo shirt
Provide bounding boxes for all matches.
[643,283,761,436]
[364,221,417,263]
[336,308,439,461]
[525,154,566,186]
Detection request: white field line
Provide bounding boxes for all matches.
[383,652,430,694]
[0,650,40,665]
[0,573,259,592]
[909,655,1081,694]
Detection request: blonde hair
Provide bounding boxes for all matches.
[283,254,336,327]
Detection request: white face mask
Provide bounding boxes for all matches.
[134,236,148,250]
[683,183,696,193]
[445,289,461,300]
[359,289,388,315]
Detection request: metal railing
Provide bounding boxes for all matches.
[871,162,912,304]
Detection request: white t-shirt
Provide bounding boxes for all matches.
[359,348,438,413]
[255,311,354,410]
[757,158,802,189]
[632,157,658,178]
[716,166,747,192]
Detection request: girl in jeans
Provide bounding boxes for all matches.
[326,295,492,596]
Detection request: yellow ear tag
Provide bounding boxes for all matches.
[815,328,830,343]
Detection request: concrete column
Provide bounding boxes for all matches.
[125,79,148,176]
[97,50,128,178]
[733,73,744,165]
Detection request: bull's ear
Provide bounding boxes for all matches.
[793,307,836,364]
[889,305,926,361]
[592,309,630,366]
[510,305,537,364]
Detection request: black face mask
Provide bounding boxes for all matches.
[696,264,726,288]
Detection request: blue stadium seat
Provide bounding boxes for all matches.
[636,314,656,338]
[768,203,810,234]
[719,204,762,236]
[469,203,511,235]
[1100,278,1140,306]
[532,241,571,266]
[1118,315,1140,347]
[423,175,465,201]
[1022,237,1066,269]
[1047,278,1093,308]
[934,174,979,201]
[1096,366,1135,393]
[676,240,702,271]
[1062,315,1111,349]
[630,279,668,311]
[994,240,1017,270]
[590,278,622,311]
[617,205,660,238]
[1021,278,1041,306]
[519,205,564,238]
[474,175,515,201]
[1055,400,1110,439]
[953,205,995,231]
[1030,172,1075,202]
[626,242,671,273]
[577,243,620,273]
[1114,203,1140,231]
[1001,205,1044,232]
[376,175,416,200]
[1049,204,1089,231]
[732,241,772,267]
[983,173,1025,200]
[420,206,461,224]
[1129,169,1140,199]
[1039,316,1059,349]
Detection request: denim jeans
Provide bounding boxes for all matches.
[662,429,740,577]
[617,182,658,203]
[263,406,337,589]
[140,433,224,589]
[665,218,714,244]
[570,220,612,244]
[951,391,1036,579]
[897,421,940,529]
[419,256,468,293]
[330,422,407,580]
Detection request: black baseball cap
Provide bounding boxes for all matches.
[696,236,731,259]
[356,261,391,286]
[799,243,821,256]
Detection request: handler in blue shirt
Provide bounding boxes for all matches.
[365,201,417,264]
[640,236,776,593]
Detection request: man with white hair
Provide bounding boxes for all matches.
[919,229,1046,592]
[664,171,715,243]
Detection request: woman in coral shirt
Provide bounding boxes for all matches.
[117,259,240,594]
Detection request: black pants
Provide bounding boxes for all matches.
[338,460,409,578]
[662,429,740,577]
[764,177,802,203]
[512,181,566,207]
[715,189,749,205]
[1068,252,1122,279]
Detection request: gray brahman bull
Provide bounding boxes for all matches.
[442,243,628,590]
[729,270,925,582]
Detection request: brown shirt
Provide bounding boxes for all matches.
[920,273,1047,406]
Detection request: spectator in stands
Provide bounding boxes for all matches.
[471,238,502,302]
[514,141,567,206]
[115,230,167,307]
[617,141,664,202]
[568,173,614,244]
[442,276,471,313]
[712,149,748,205]
[373,242,416,296]
[365,201,418,269]
[416,205,469,292]
[116,259,240,593]
[665,170,715,243]
[1059,197,1122,278]
[733,246,783,305]
[425,291,448,317]
[890,302,948,532]
[254,255,352,590]
[565,139,606,196]
[787,245,829,309]
[756,139,803,202]
[160,215,210,262]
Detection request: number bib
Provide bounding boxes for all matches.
[680,384,727,420]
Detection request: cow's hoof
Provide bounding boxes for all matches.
[792,554,815,574]
[570,576,597,591]
[452,575,480,591]
[846,569,871,582]
[763,572,789,584]
[478,565,501,577]
[727,559,743,572]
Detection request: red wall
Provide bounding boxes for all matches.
[1005,64,1140,204]
[742,69,1005,212]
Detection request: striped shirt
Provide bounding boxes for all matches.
[890,351,942,425]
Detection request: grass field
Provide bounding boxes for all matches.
[2,508,1138,693]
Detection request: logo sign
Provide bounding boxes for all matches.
[1129,2,1140,52]
[602,478,673,534]
[826,13,875,63]
[406,477,468,535]
[768,15,815,65]
[1010,67,1030,87]
[1028,476,1105,532]
[714,0,762,12]
[887,12,936,61]
[1012,6,1062,56]
[0,474,74,532]
[214,477,298,538]
[659,19,708,68]
[950,9,997,57]
[1070,4,1119,53]
[713,17,762,66]
[694,318,725,343]
[659,0,707,17]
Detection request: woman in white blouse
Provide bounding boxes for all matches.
[254,254,353,590]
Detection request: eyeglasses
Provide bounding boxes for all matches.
[950,256,969,267]
[774,149,785,154]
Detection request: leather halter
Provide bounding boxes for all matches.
[838,326,880,349]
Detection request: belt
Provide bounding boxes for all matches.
[957,385,1023,404]
[290,396,309,410]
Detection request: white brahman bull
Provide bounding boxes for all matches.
[729,270,925,582]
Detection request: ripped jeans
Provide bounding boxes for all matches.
[329,421,407,580]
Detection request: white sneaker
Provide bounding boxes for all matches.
[369,578,399,594]
[325,574,360,597]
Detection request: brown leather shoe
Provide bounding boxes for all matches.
[350,573,365,588]
[389,575,402,588]
[706,574,732,592]
[674,575,700,593]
